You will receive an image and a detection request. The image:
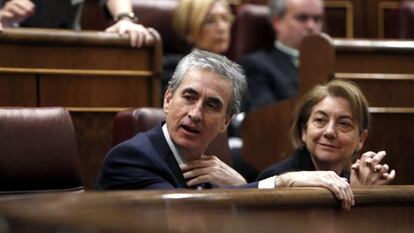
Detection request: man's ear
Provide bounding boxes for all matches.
[219,114,232,134]
[356,129,368,151]
[163,88,173,114]
[271,16,282,33]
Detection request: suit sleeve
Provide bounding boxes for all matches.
[256,156,296,181]
[96,141,176,190]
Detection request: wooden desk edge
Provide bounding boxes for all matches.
[0,185,413,209]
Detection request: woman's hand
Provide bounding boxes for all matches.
[350,151,396,186]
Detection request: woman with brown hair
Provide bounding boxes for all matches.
[257,80,396,186]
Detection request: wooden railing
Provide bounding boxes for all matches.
[0,186,413,232]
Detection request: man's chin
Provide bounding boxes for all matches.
[175,140,206,156]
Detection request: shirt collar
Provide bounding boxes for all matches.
[162,124,212,190]
[275,40,300,67]
[162,123,185,166]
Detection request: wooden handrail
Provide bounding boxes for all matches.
[334,38,414,52]
[1,186,414,208]
[0,67,152,76]
[1,186,413,233]
[336,73,414,81]
[0,28,134,47]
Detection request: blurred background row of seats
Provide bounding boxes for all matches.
[81,0,414,61]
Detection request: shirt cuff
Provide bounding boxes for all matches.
[258,176,276,189]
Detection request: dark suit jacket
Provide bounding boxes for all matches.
[257,148,350,181]
[0,0,83,29]
[97,124,258,190]
[238,46,298,112]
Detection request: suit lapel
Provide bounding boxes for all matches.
[147,123,188,188]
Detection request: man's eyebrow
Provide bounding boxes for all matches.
[181,87,199,95]
[206,96,224,106]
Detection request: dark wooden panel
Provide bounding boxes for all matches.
[336,53,414,73]
[308,36,414,107]
[39,75,151,107]
[366,0,401,38]
[334,40,414,74]
[324,6,348,38]
[0,74,37,107]
[324,0,362,38]
[0,44,153,71]
[364,108,414,185]
[241,100,295,170]
[70,111,116,190]
[336,73,414,107]
[0,28,162,107]
[333,39,414,108]
[382,3,401,38]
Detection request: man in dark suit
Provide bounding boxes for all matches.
[97,50,354,210]
[239,0,324,111]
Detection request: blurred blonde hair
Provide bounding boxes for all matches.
[173,0,232,45]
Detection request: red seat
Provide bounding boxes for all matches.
[0,107,83,194]
[228,4,274,61]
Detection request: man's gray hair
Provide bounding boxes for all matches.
[169,49,247,115]
[269,0,288,18]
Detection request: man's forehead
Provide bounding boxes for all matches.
[180,68,229,86]
[288,0,324,12]
[178,69,232,102]
[178,75,232,96]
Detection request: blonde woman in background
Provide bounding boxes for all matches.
[162,0,234,94]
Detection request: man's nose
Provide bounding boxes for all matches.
[188,102,203,122]
[306,19,318,32]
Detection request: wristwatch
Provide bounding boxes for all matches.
[114,12,139,23]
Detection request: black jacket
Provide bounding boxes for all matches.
[257,148,350,181]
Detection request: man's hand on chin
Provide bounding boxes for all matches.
[181,155,247,187]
